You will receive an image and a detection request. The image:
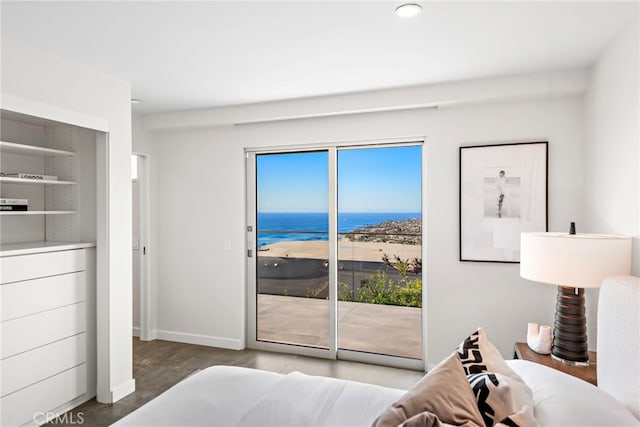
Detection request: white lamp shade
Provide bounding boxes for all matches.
[520,232,632,288]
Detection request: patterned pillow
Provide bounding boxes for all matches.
[457,328,540,427]
[457,328,514,377]
[467,372,515,427]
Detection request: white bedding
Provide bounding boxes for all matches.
[114,361,640,427]
[113,366,403,427]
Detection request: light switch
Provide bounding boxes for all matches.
[132,240,139,250]
[224,239,231,251]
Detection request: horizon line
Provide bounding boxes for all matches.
[257,211,422,214]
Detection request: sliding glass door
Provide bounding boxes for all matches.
[247,143,423,367]
[254,151,331,349]
[337,146,422,359]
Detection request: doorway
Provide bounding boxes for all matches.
[132,153,151,340]
[246,142,424,369]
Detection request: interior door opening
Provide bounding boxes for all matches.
[132,153,150,340]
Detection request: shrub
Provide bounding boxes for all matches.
[338,271,422,308]
[306,254,423,308]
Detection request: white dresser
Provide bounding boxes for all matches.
[0,243,96,426]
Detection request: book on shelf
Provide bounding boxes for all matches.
[0,205,28,211]
[2,172,58,181]
[0,198,29,205]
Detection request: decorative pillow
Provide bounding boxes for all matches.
[457,328,514,377]
[400,411,442,427]
[458,328,539,427]
[495,405,539,427]
[467,372,515,427]
[372,352,484,427]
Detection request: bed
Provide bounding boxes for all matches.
[115,276,640,427]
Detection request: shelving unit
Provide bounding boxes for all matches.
[0,211,78,216]
[0,108,99,245]
[0,140,76,157]
[0,176,77,185]
[0,116,93,241]
[1,108,99,426]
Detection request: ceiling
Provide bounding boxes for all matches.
[1,1,637,115]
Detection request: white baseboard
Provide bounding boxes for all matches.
[111,378,136,402]
[154,329,243,350]
[132,326,140,337]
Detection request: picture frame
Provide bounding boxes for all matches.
[459,141,548,263]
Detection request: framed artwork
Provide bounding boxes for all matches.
[459,141,548,263]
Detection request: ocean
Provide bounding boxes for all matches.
[257,212,421,247]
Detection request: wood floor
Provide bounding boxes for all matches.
[48,337,424,426]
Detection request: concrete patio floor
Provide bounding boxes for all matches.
[257,294,422,359]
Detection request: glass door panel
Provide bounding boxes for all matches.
[336,146,422,359]
[255,151,330,349]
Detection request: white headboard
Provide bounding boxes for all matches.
[597,275,640,420]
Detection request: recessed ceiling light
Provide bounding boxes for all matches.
[395,3,422,18]
[131,98,142,104]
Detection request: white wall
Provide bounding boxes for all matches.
[147,89,587,367]
[149,125,246,349]
[1,41,134,402]
[585,18,640,276]
[132,114,152,154]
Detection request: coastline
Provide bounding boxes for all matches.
[258,216,422,262]
[259,238,421,262]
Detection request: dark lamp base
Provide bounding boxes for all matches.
[551,353,590,367]
[552,286,590,366]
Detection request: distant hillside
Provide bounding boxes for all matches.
[344,218,421,245]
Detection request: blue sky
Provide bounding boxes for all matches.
[256,146,421,213]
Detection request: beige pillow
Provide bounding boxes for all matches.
[372,352,484,427]
[400,411,442,427]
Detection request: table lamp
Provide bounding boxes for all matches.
[520,225,631,366]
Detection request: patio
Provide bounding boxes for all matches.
[257,294,422,360]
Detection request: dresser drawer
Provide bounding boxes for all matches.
[1,333,86,398]
[0,364,87,427]
[0,250,85,284]
[1,272,86,322]
[0,302,86,359]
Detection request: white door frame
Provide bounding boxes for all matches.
[245,141,426,370]
[245,149,336,360]
[133,152,153,341]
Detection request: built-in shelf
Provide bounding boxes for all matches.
[0,211,78,216]
[0,109,100,426]
[0,177,76,185]
[0,240,96,257]
[0,140,76,157]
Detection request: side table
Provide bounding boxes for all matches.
[513,342,597,385]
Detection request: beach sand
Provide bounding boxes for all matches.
[258,238,421,262]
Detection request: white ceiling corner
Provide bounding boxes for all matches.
[1,1,637,115]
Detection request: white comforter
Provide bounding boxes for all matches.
[114,361,640,427]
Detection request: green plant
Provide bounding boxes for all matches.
[299,254,423,308]
[352,270,422,308]
[305,282,328,299]
[356,271,395,305]
[388,278,422,308]
[338,282,354,301]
